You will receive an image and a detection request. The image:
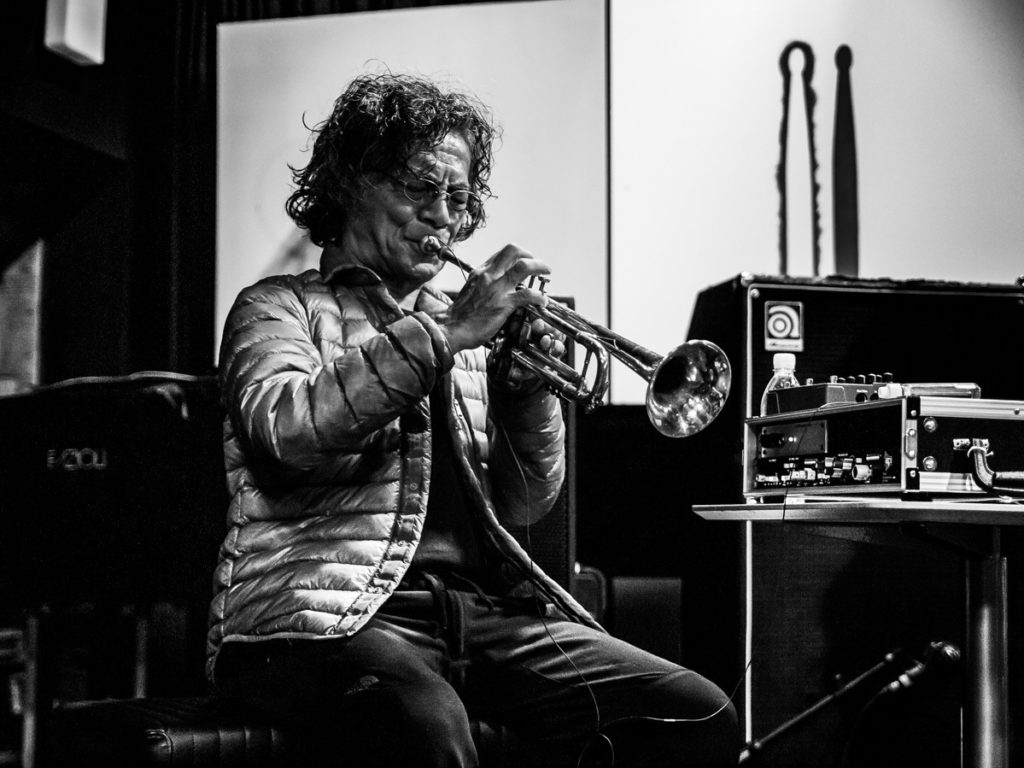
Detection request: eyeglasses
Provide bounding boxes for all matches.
[389,175,483,217]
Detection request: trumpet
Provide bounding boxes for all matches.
[420,236,731,438]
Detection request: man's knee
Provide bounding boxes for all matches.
[632,670,741,766]
[663,676,740,767]
[597,701,739,768]
[394,680,475,747]
[338,679,478,768]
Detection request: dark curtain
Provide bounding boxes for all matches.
[120,1,218,375]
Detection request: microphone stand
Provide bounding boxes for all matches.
[739,651,898,764]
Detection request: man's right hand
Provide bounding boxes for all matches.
[438,244,552,353]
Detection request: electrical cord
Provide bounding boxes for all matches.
[968,442,1024,498]
[495,418,604,747]
[497,414,750,768]
[492,328,609,756]
[577,663,751,768]
[443,256,592,728]
[738,411,815,763]
[476,269,749,764]
[837,641,961,768]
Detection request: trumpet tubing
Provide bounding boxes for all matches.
[499,300,731,438]
[419,237,732,437]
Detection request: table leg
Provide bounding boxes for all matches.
[21,613,39,768]
[966,551,1009,768]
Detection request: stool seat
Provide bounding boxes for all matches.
[45,695,510,767]
[46,696,290,766]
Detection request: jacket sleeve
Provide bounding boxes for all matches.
[486,383,566,526]
[219,276,454,478]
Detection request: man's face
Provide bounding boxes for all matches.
[344,131,473,298]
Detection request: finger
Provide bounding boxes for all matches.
[529,318,564,339]
[534,335,565,359]
[481,245,552,289]
[529,318,550,338]
[509,286,548,309]
[482,243,531,276]
[506,256,551,286]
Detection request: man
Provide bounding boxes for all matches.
[208,72,737,767]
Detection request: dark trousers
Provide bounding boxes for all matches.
[212,579,739,767]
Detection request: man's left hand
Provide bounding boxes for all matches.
[502,315,568,393]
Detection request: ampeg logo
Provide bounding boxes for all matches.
[764,301,804,352]
[46,447,109,471]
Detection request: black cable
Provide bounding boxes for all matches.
[968,443,1024,498]
[500,418,752,768]
[838,641,960,768]
[496,419,605,742]
[582,661,750,768]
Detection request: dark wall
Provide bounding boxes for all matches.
[1,1,215,380]
[575,405,745,691]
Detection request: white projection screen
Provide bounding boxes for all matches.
[216,0,608,359]
[610,0,1024,403]
[220,1,1024,405]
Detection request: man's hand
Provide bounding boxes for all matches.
[501,316,568,392]
[439,244,551,354]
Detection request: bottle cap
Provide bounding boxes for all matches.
[772,352,796,370]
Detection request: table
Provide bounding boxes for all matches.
[695,495,1023,768]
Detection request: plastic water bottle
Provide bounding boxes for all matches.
[759,352,800,416]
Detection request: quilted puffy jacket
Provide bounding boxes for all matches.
[206,247,600,680]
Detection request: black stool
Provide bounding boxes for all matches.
[44,695,510,767]
[45,697,288,767]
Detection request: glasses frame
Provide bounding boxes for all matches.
[388,173,484,218]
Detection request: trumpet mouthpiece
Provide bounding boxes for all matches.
[420,235,472,272]
[420,235,445,255]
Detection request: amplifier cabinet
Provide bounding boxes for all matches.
[744,396,1024,498]
[684,274,1024,766]
[689,274,1024,426]
[0,373,226,609]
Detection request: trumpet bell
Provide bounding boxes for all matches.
[647,340,731,438]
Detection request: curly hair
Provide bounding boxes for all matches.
[285,72,498,247]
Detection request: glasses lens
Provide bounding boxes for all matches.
[397,176,480,216]
[450,191,477,215]
[401,178,438,203]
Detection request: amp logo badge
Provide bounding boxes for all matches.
[764,301,804,352]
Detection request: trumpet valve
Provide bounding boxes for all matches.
[524,275,550,294]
